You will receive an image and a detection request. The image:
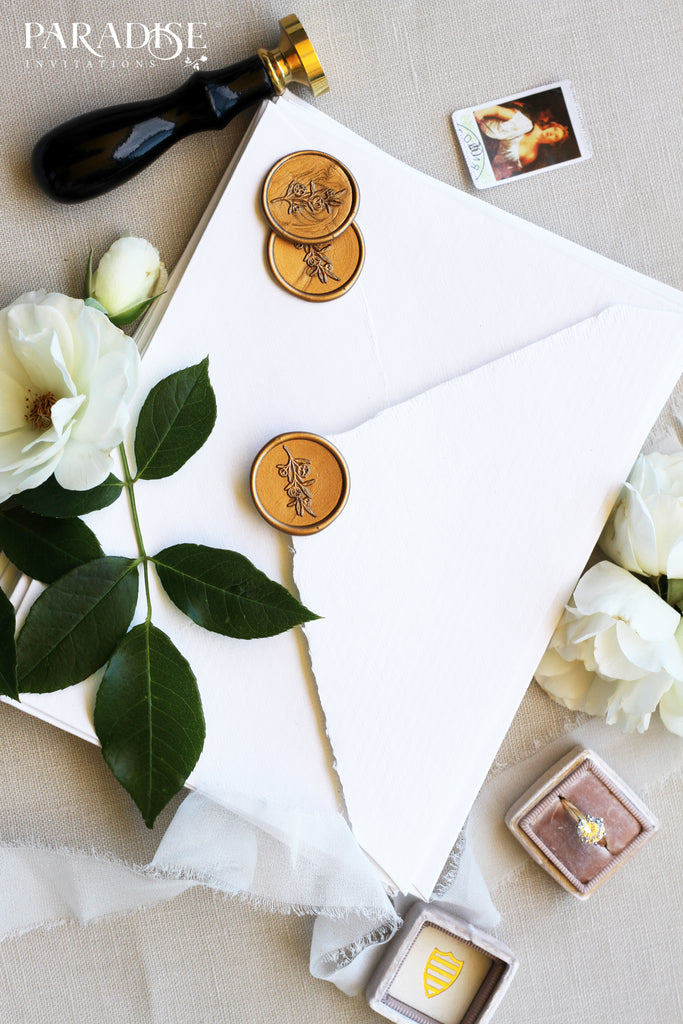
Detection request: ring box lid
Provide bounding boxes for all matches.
[366,901,518,1024]
[505,746,660,899]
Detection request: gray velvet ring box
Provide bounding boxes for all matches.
[505,746,659,899]
[366,901,517,1024]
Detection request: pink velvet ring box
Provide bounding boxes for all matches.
[505,746,659,899]
[366,901,517,1024]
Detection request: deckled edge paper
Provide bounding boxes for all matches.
[292,305,683,898]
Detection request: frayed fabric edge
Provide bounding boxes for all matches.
[315,916,402,970]
[0,839,395,937]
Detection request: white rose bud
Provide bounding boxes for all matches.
[599,452,683,578]
[90,236,167,326]
[0,291,139,498]
[535,561,683,735]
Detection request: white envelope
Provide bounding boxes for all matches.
[7,93,683,897]
[292,305,683,896]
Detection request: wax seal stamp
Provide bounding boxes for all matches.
[33,16,329,202]
[262,151,359,243]
[267,223,364,302]
[250,431,349,535]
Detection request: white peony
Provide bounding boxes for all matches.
[90,236,167,324]
[535,561,683,735]
[0,290,139,499]
[599,452,683,578]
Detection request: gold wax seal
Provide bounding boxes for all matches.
[262,150,359,243]
[250,431,349,535]
[267,222,364,302]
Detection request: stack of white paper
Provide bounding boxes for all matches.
[7,93,682,897]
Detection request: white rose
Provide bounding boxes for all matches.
[90,236,167,324]
[0,290,139,499]
[599,452,683,578]
[535,561,683,735]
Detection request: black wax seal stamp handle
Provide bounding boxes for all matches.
[32,59,272,202]
[31,15,328,203]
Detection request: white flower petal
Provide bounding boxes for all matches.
[648,451,683,494]
[573,562,679,642]
[576,674,614,718]
[19,426,62,455]
[659,681,683,737]
[17,293,85,370]
[648,493,683,573]
[72,345,139,446]
[0,292,139,499]
[667,538,683,580]
[602,452,683,578]
[599,487,649,573]
[50,394,86,436]
[626,454,649,494]
[92,237,164,316]
[0,370,31,430]
[622,485,660,574]
[67,309,101,387]
[54,440,115,491]
[606,706,651,733]
[562,611,615,645]
[535,649,595,709]
[0,430,64,501]
[614,620,683,679]
[594,625,645,681]
[602,671,673,733]
[553,633,599,670]
[609,671,672,717]
[0,427,49,469]
[9,325,77,399]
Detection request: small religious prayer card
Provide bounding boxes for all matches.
[453,80,591,188]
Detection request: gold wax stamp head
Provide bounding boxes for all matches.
[262,151,360,244]
[267,223,364,302]
[258,15,328,98]
[250,432,349,535]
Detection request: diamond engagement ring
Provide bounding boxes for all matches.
[559,796,608,848]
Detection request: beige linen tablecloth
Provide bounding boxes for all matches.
[1,1,681,1021]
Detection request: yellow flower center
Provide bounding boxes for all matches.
[25,389,57,430]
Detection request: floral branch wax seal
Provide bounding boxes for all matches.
[250,431,350,535]
[267,224,365,302]
[262,151,365,302]
[262,150,359,243]
[277,444,317,519]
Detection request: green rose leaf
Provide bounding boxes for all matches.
[85,244,94,298]
[0,587,18,701]
[108,292,164,327]
[17,556,139,693]
[152,543,319,639]
[94,622,205,828]
[0,508,104,583]
[84,296,109,316]
[667,577,683,612]
[17,474,123,518]
[134,358,216,480]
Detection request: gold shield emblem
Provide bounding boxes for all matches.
[423,947,464,998]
